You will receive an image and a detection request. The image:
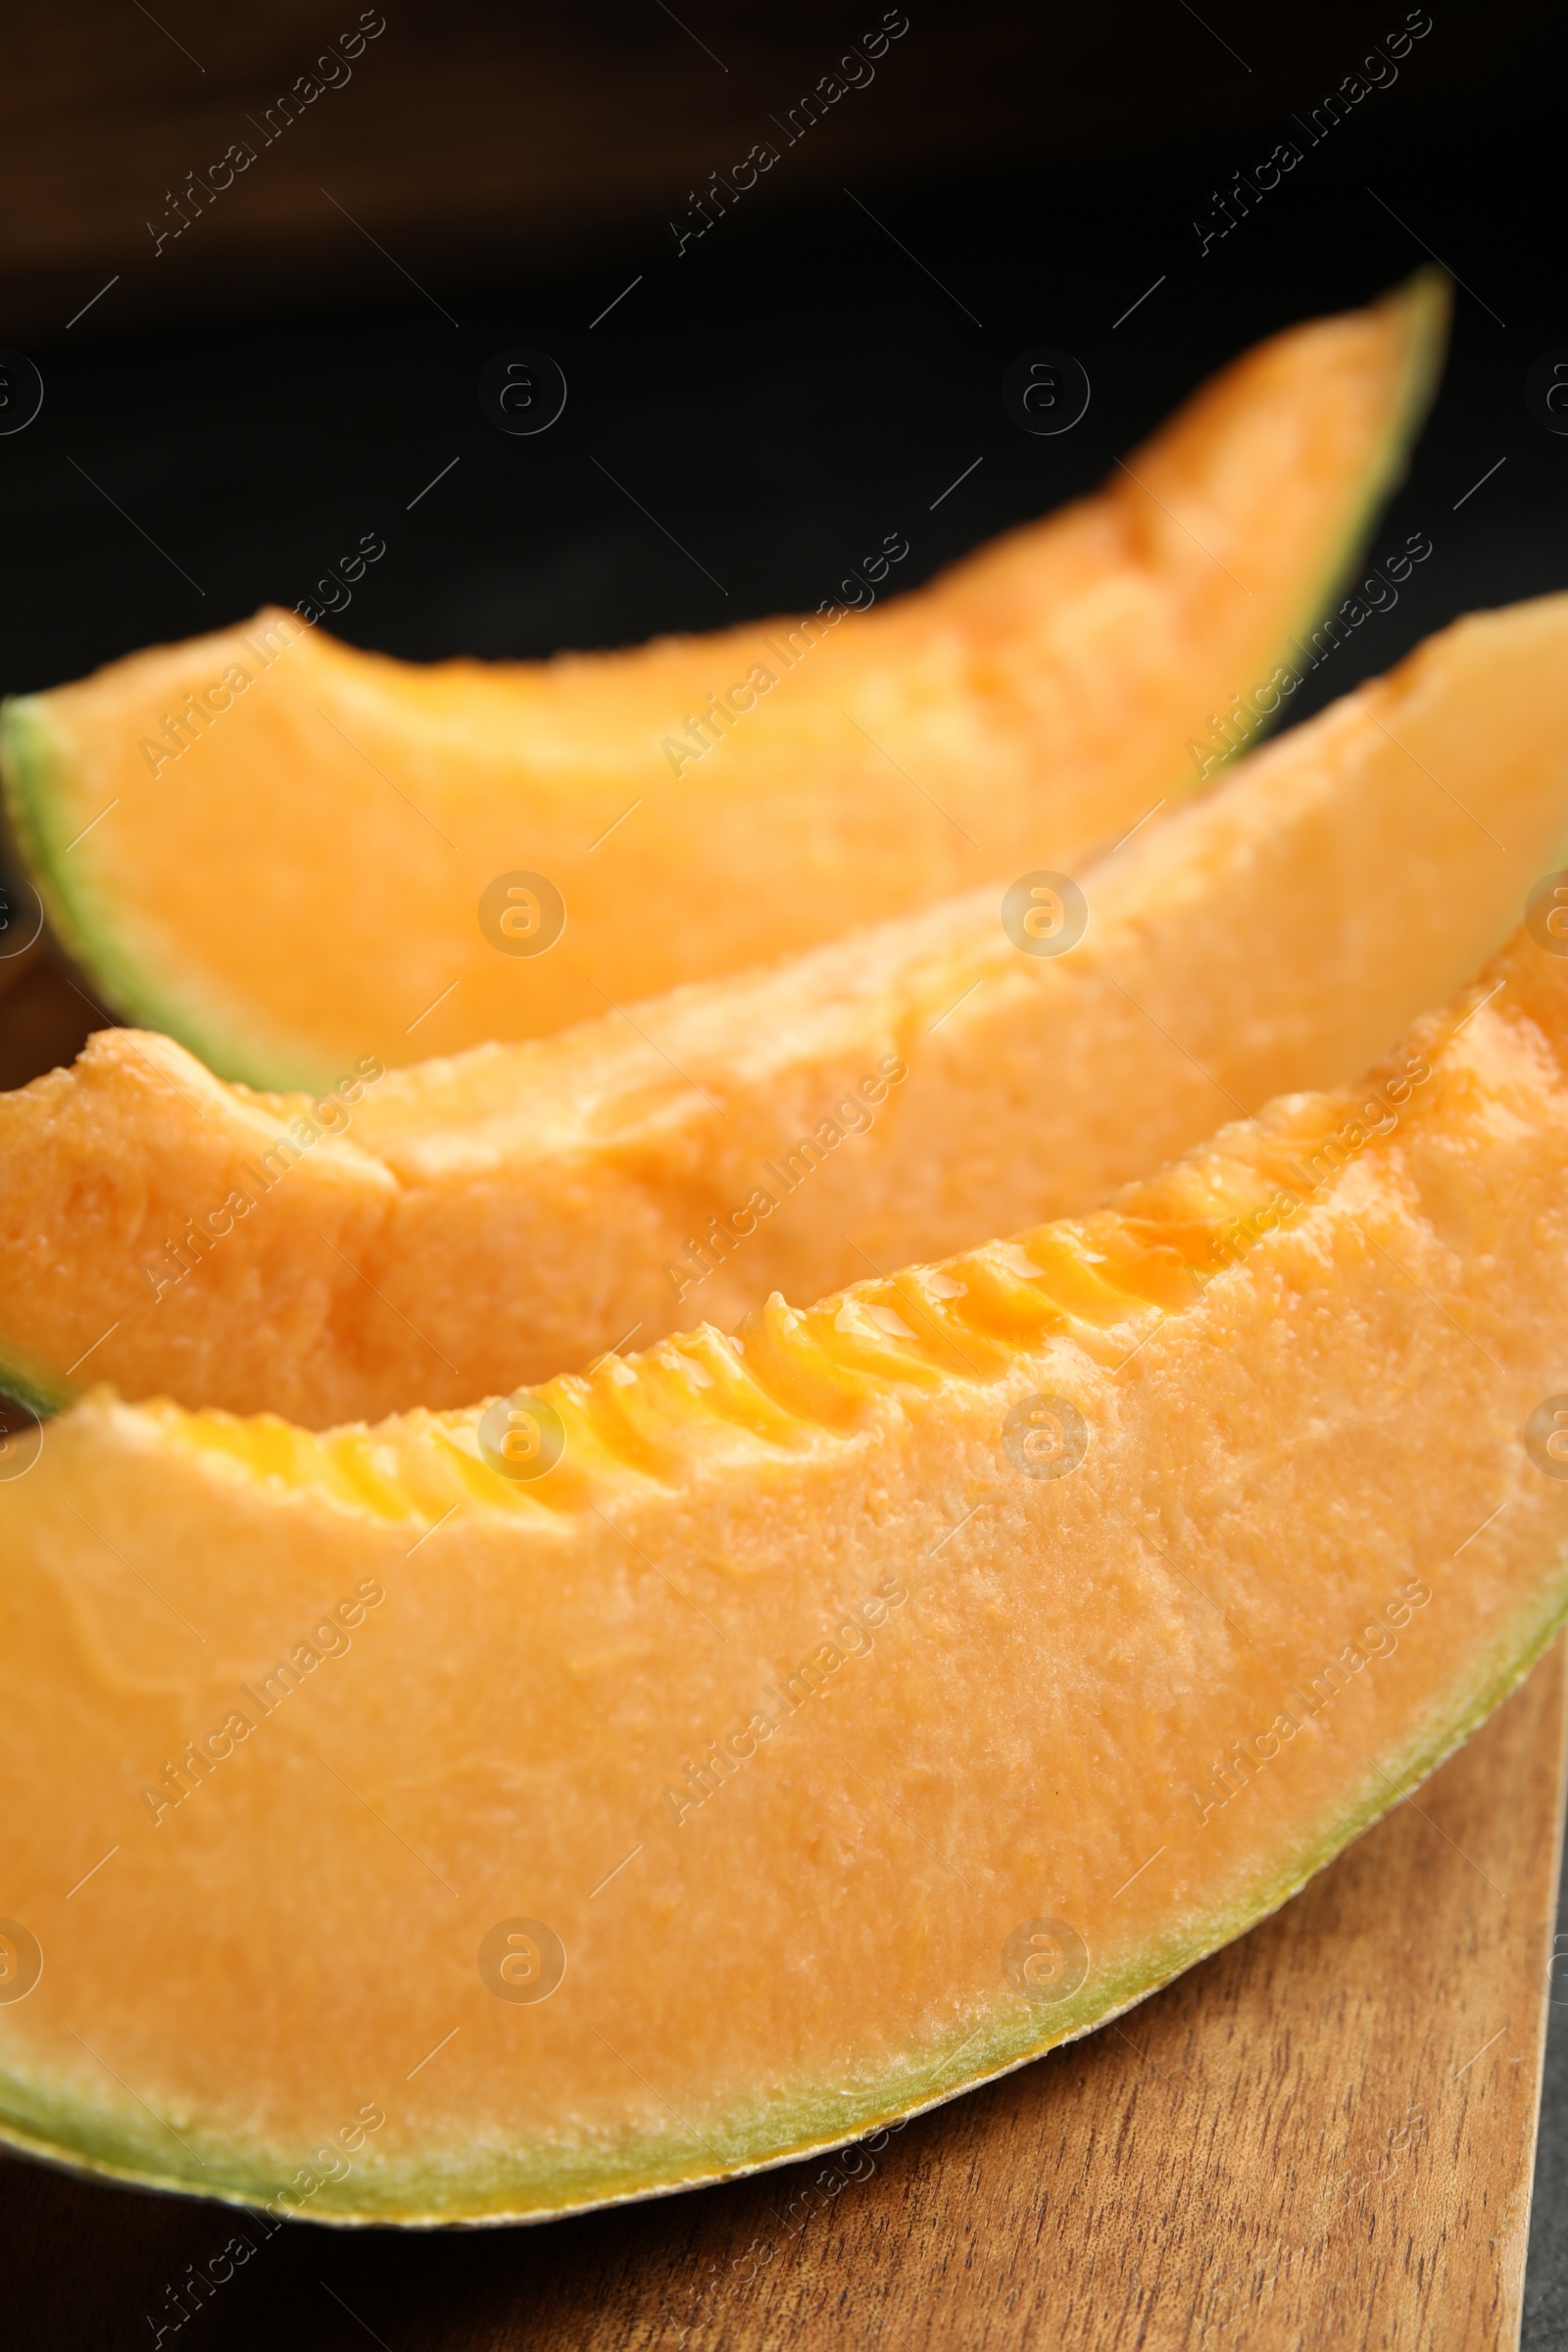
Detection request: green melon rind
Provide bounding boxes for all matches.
[1196,266,1450,793]
[0,1344,73,1423]
[0,696,334,1092]
[0,1538,1558,2230]
[0,277,1450,1097]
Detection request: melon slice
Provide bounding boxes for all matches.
[2,595,1564,1428]
[0,279,1446,1088]
[2,921,1566,2225]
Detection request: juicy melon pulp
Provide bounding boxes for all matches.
[1,595,1564,1428]
[0,279,1446,1087]
[1,923,1566,2224]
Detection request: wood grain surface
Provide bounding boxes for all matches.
[2,958,1564,2350]
[1,2,1560,339]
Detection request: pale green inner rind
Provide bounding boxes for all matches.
[0,1348,71,1422]
[1186,267,1447,794]
[1,1541,1557,2230]
[0,696,334,1091]
[0,279,1447,1098]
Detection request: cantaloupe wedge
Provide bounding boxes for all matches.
[3,595,1563,1428]
[2,921,1567,2225]
[0,279,1446,1087]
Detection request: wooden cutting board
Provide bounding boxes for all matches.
[2,953,1565,2352]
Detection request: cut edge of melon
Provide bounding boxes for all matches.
[1,1555,1558,2230]
[0,690,284,1090]
[1191,266,1448,790]
[0,1348,67,1423]
[0,276,1450,1092]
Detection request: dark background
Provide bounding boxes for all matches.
[3,2,1568,2343]
[2,2,1566,710]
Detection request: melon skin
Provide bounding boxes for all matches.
[1,927,1566,2225]
[5,591,1566,1429]
[0,278,1447,1089]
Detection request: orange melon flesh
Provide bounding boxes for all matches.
[2,924,1566,2225]
[2,594,1564,1428]
[0,279,1446,1088]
